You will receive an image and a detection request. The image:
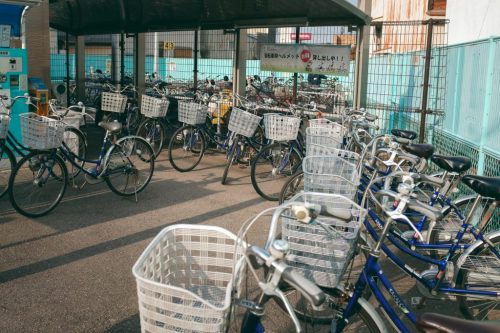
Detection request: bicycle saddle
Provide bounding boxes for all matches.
[430,155,472,173]
[98,121,122,133]
[391,129,418,140]
[404,143,435,160]
[462,175,500,200]
[416,312,500,333]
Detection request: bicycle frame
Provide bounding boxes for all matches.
[339,212,500,333]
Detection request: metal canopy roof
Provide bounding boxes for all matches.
[49,0,371,35]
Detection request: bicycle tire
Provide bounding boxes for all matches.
[126,106,142,134]
[136,118,165,158]
[168,125,205,172]
[105,136,155,196]
[61,127,87,180]
[0,144,15,198]
[250,142,302,201]
[278,171,304,204]
[221,136,239,185]
[456,233,500,320]
[9,151,68,217]
[236,125,265,165]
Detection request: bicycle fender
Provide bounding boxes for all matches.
[357,297,389,333]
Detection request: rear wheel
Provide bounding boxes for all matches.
[168,125,205,172]
[456,234,500,320]
[9,151,67,217]
[0,144,15,198]
[105,136,155,196]
[136,118,165,158]
[250,142,302,201]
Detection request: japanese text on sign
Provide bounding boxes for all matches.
[260,44,350,76]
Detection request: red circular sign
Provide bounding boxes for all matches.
[300,49,311,63]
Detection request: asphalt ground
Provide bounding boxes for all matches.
[0,126,465,333]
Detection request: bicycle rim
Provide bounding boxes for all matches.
[168,125,205,172]
[278,171,304,204]
[0,145,15,198]
[105,137,155,196]
[62,127,87,179]
[9,152,67,217]
[251,143,301,201]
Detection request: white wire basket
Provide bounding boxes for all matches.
[101,92,128,113]
[303,155,360,200]
[178,101,208,125]
[263,113,301,141]
[132,224,245,333]
[281,192,366,287]
[0,114,10,139]
[228,107,262,138]
[306,127,343,155]
[141,94,170,118]
[20,113,65,150]
[309,118,345,134]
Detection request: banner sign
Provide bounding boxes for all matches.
[260,44,351,76]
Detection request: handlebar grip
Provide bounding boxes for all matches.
[282,267,325,307]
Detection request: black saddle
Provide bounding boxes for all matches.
[98,121,122,133]
[462,175,500,200]
[404,143,435,160]
[416,313,500,333]
[431,155,471,173]
[391,129,417,140]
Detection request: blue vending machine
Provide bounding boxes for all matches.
[0,48,29,140]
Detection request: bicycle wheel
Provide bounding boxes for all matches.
[168,125,205,172]
[125,106,142,134]
[456,234,500,320]
[0,144,15,198]
[136,118,165,158]
[9,151,68,217]
[237,125,265,165]
[221,136,239,185]
[273,287,383,332]
[61,127,87,179]
[250,142,302,201]
[278,171,304,204]
[105,136,155,196]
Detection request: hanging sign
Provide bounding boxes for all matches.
[260,44,351,76]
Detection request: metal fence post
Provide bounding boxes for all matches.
[134,33,146,99]
[120,33,125,84]
[292,27,300,103]
[75,35,85,104]
[477,37,497,175]
[419,19,434,143]
[193,29,199,92]
[65,32,70,107]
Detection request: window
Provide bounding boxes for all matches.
[428,0,446,16]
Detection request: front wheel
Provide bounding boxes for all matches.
[136,118,165,158]
[9,151,68,217]
[221,135,239,185]
[168,125,205,172]
[0,144,15,198]
[61,126,87,179]
[250,142,302,201]
[104,136,155,196]
[456,233,500,320]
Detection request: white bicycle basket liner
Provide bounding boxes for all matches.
[178,101,208,125]
[281,192,366,287]
[132,224,245,333]
[0,114,10,139]
[306,127,343,154]
[141,95,170,118]
[228,107,262,138]
[20,113,65,150]
[101,92,128,113]
[303,155,360,199]
[263,113,300,141]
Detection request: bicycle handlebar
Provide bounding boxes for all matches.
[245,245,326,307]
